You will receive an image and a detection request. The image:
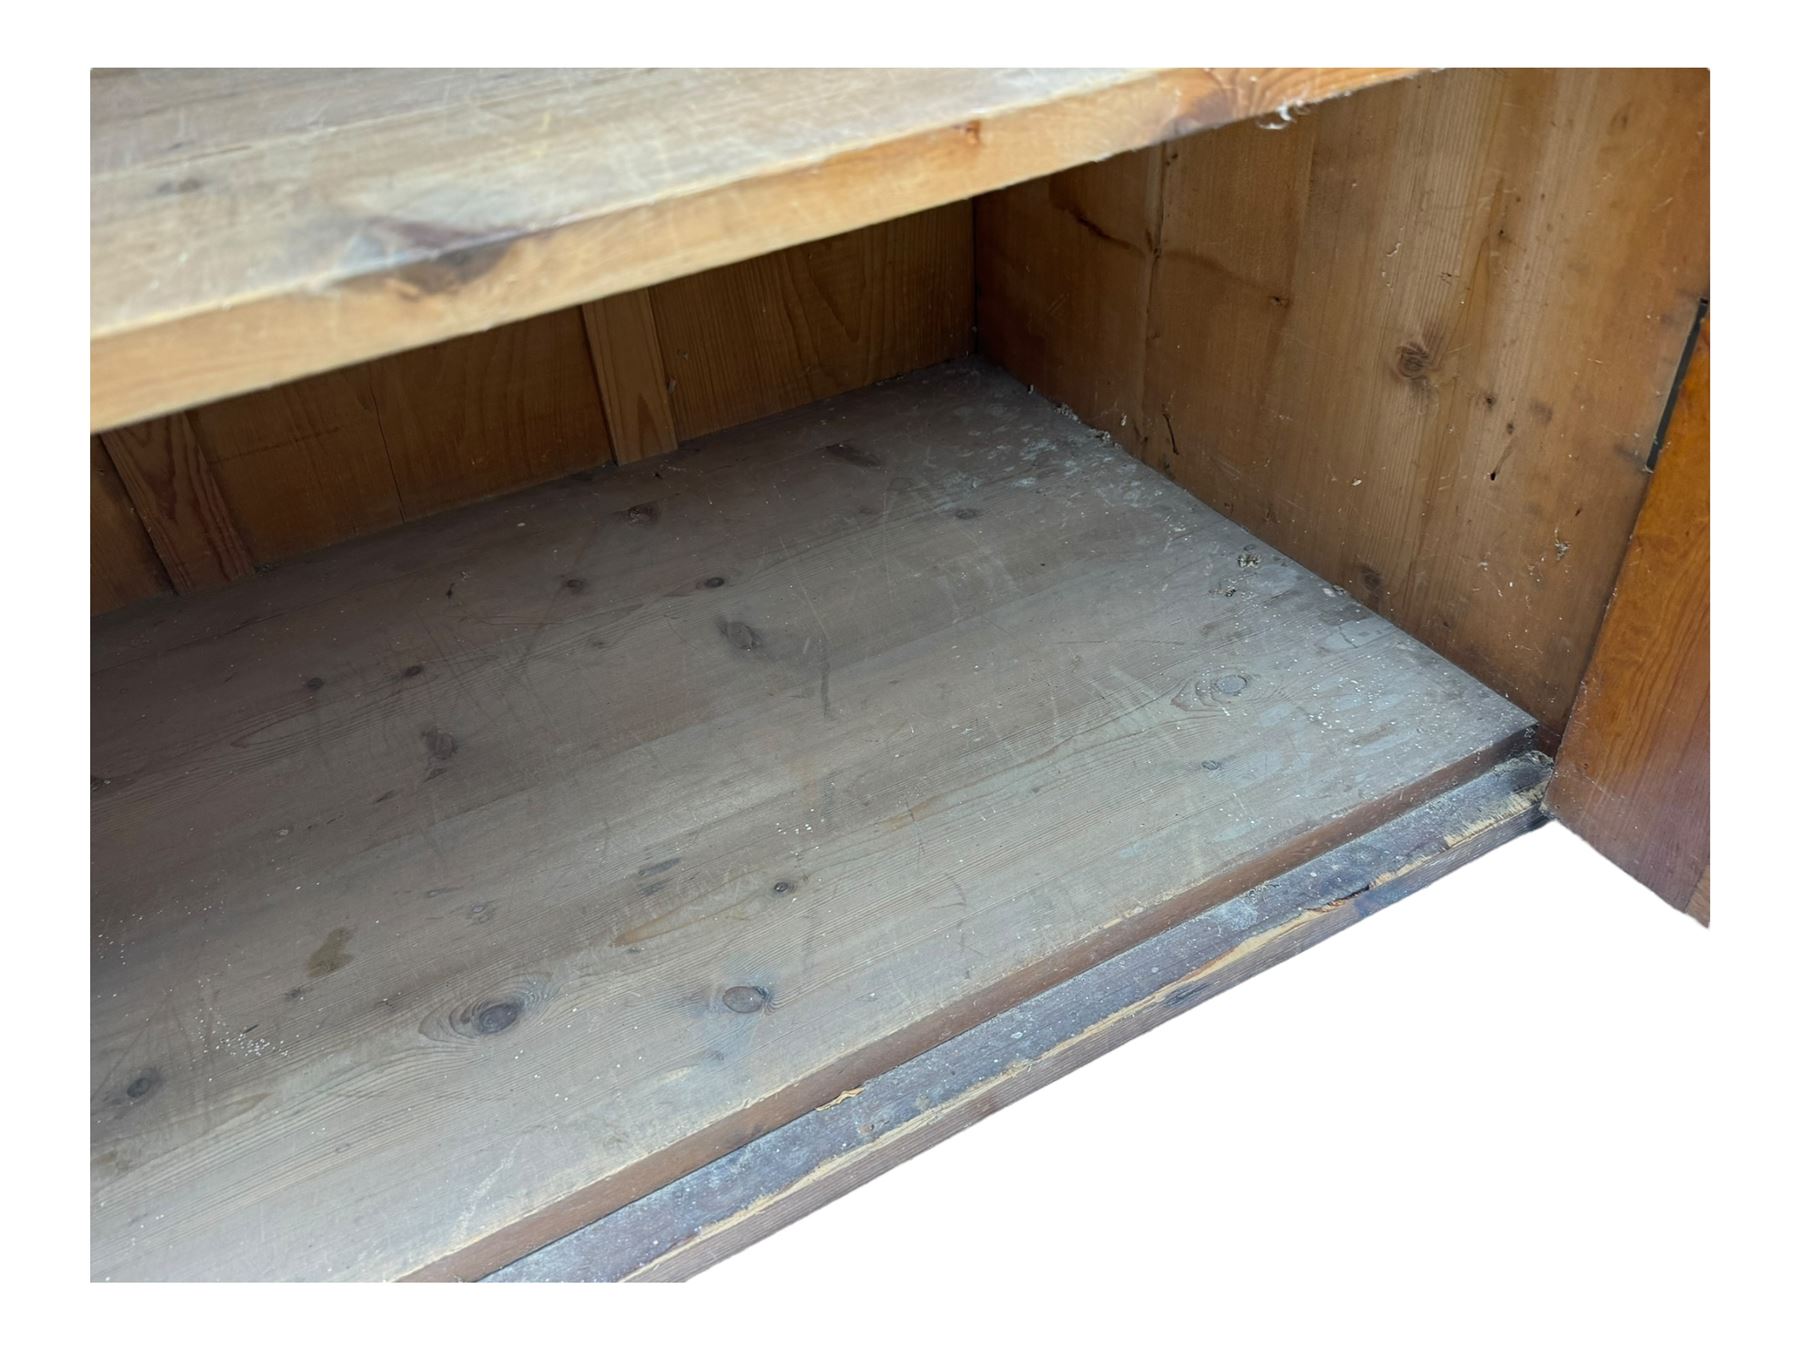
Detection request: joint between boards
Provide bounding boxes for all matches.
[1646,295,1708,474]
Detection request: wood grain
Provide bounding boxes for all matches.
[1548,318,1709,919]
[191,364,404,562]
[90,436,171,613]
[90,67,1415,430]
[91,361,1530,1281]
[89,212,973,612]
[100,412,254,592]
[975,150,1164,434]
[976,68,1709,732]
[654,203,973,439]
[582,292,678,464]
[493,751,1551,1281]
[368,307,613,517]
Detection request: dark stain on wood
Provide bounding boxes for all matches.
[306,927,355,979]
[1358,564,1385,608]
[721,986,769,1014]
[1050,192,1137,252]
[823,441,883,468]
[718,618,762,653]
[391,241,513,296]
[1394,340,1436,385]
[125,1069,164,1102]
[474,1000,523,1035]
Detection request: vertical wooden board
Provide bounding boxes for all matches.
[1548,318,1709,919]
[583,291,678,463]
[190,364,404,562]
[370,307,613,518]
[101,411,255,592]
[652,203,973,440]
[974,148,1162,443]
[90,436,170,613]
[1139,69,1707,731]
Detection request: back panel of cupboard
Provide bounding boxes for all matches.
[976,67,1709,733]
[91,202,973,613]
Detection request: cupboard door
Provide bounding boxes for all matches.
[1548,317,1710,922]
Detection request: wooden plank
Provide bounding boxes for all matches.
[369,307,613,517]
[492,751,1552,1281]
[98,213,969,572]
[652,204,974,440]
[1688,867,1710,927]
[1548,317,1709,920]
[91,361,1532,1281]
[91,436,171,613]
[90,67,1415,430]
[190,364,404,563]
[100,411,255,592]
[582,292,677,464]
[974,149,1164,437]
[976,68,1709,733]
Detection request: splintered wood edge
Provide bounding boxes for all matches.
[486,750,1551,1283]
[90,68,1415,431]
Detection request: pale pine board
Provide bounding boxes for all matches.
[92,362,1530,1280]
[89,67,1413,429]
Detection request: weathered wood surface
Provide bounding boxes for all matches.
[100,411,255,592]
[90,67,1415,430]
[651,202,974,441]
[92,210,971,612]
[977,68,1709,733]
[92,361,1531,1281]
[367,306,614,518]
[1549,317,1709,921]
[582,291,679,464]
[189,362,404,563]
[90,437,171,613]
[493,751,1551,1281]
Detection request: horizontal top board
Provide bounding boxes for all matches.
[90,66,1414,429]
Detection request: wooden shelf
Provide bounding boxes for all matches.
[91,361,1530,1280]
[89,67,1412,431]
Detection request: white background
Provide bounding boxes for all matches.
[10,5,1792,1344]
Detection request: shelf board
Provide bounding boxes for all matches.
[491,751,1551,1282]
[91,360,1529,1280]
[89,67,1414,431]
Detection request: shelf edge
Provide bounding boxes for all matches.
[485,748,1550,1283]
[91,68,1415,432]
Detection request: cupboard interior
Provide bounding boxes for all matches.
[90,68,1707,1280]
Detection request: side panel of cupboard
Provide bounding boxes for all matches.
[975,67,1709,735]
